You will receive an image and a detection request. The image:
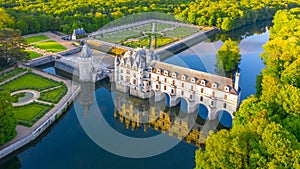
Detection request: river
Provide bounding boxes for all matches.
[0,21,271,169]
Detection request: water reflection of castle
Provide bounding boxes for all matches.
[113,90,208,147]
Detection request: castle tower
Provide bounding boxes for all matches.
[79,43,92,82]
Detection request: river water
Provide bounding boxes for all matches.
[0,21,271,169]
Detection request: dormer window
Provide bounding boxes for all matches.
[172,72,178,78]
[224,86,230,92]
[200,80,206,86]
[182,75,186,81]
[148,67,153,72]
[156,69,161,74]
[164,70,169,76]
[212,82,218,89]
[191,77,196,83]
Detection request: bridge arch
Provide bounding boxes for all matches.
[217,110,233,128]
[197,104,209,120]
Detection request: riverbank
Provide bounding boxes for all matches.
[0,65,81,160]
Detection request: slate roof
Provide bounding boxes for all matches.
[149,60,238,95]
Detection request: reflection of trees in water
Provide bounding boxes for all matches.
[208,20,272,43]
[0,156,21,169]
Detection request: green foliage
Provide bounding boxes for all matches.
[216,38,241,73]
[39,85,68,104]
[13,102,53,127]
[0,28,29,66]
[0,89,16,145]
[1,73,60,92]
[196,116,300,169]
[1,0,298,35]
[176,0,300,31]
[24,35,49,43]
[26,50,43,59]
[196,8,300,169]
[11,92,25,103]
[0,8,13,29]
[32,40,67,52]
[0,68,26,83]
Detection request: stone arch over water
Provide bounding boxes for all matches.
[217,110,233,128]
[197,104,209,120]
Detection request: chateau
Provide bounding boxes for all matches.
[114,48,241,120]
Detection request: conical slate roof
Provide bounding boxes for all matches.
[81,43,91,58]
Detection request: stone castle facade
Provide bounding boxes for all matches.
[114,47,241,120]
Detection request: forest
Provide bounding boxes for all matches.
[196,8,300,169]
[0,0,299,35]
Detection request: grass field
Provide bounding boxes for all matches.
[39,85,68,103]
[33,40,67,52]
[1,73,60,91]
[26,50,43,59]
[0,68,26,83]
[25,35,49,43]
[13,102,52,126]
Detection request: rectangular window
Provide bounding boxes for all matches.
[164,86,167,90]
[211,101,214,106]
[156,85,159,89]
[190,95,193,99]
[201,88,204,93]
[191,86,194,91]
[173,80,175,85]
[223,103,227,109]
[181,91,184,95]
[200,96,203,101]
[212,91,215,97]
[182,83,184,87]
[157,76,160,81]
[164,78,167,83]
[224,95,228,100]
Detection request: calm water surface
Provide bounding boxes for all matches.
[0,21,270,169]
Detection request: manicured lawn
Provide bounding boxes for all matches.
[0,68,26,83]
[1,73,60,92]
[26,50,43,59]
[25,35,49,43]
[13,102,53,126]
[39,85,68,103]
[33,40,67,52]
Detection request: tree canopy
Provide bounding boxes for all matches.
[0,0,299,34]
[0,89,16,145]
[216,38,241,75]
[196,8,300,169]
[0,28,29,67]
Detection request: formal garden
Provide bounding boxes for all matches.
[95,21,200,49]
[0,69,68,127]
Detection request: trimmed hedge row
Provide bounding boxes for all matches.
[1,72,62,92]
[38,84,68,104]
[14,102,54,127]
[0,68,27,83]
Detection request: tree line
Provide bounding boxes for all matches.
[195,8,300,169]
[0,0,299,35]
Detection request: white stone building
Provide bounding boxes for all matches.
[114,47,159,99]
[114,48,241,120]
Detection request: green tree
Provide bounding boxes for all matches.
[216,38,241,74]
[0,90,16,145]
[0,8,13,28]
[0,28,29,66]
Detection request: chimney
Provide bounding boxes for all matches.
[234,72,240,91]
